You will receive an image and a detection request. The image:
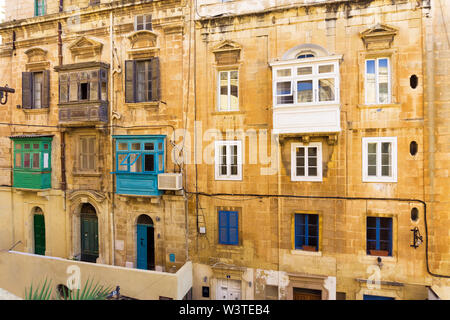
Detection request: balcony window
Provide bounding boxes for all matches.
[273,60,339,107]
[113,136,165,196]
[11,135,53,189]
[59,69,108,104]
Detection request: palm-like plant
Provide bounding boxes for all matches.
[25,278,113,300]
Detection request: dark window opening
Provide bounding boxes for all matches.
[410,75,418,89]
[411,208,419,221]
[144,154,155,172]
[80,83,89,100]
[410,141,418,156]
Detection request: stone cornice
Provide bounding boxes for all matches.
[0,0,184,32]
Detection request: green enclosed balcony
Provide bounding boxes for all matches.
[10,135,53,190]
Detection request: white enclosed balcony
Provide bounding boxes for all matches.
[270,45,342,135]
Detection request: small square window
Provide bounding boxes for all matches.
[215,141,242,181]
[294,214,319,251]
[362,137,397,182]
[291,143,322,182]
[367,217,392,256]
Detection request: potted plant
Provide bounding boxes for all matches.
[369,249,389,256]
[302,245,317,252]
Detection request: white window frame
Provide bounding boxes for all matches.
[134,15,152,31]
[362,137,397,183]
[217,70,239,112]
[272,57,340,108]
[291,142,323,182]
[364,57,391,105]
[215,140,242,181]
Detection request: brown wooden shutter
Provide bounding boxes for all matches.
[80,137,87,171]
[125,60,136,103]
[22,72,33,109]
[151,57,160,101]
[42,70,50,108]
[88,137,96,170]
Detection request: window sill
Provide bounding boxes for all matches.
[215,177,243,181]
[291,177,323,182]
[290,249,322,257]
[211,111,244,116]
[21,108,50,114]
[72,172,102,177]
[126,102,160,109]
[362,178,397,183]
[274,102,340,109]
[357,103,401,109]
[363,254,397,263]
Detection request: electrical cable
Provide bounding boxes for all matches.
[186,189,450,279]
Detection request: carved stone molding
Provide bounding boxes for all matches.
[127,30,159,59]
[360,23,398,50]
[69,36,103,61]
[68,190,106,203]
[25,47,50,71]
[212,40,242,65]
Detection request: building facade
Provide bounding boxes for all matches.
[0,0,448,300]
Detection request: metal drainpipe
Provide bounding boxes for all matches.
[110,10,115,266]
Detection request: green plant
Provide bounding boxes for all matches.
[25,278,53,300]
[25,277,113,300]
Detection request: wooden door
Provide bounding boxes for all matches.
[34,214,45,255]
[217,279,241,300]
[137,224,155,271]
[293,288,322,300]
[81,215,99,263]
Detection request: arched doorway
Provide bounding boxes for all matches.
[136,215,155,270]
[80,203,99,263]
[33,207,45,255]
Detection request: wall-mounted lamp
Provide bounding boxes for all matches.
[156,216,160,222]
[203,276,208,283]
[248,281,252,288]
[377,257,383,269]
[0,85,15,105]
[410,227,423,249]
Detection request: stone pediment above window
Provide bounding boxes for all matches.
[360,24,398,50]
[24,48,50,71]
[69,36,103,61]
[127,30,159,60]
[213,40,242,65]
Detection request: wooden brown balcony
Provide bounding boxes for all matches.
[58,101,108,127]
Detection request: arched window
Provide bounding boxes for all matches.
[297,53,315,59]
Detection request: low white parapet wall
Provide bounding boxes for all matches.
[0,251,192,300]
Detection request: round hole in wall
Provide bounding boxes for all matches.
[410,141,418,156]
[411,207,419,221]
[410,75,418,89]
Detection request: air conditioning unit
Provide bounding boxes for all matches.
[158,173,183,191]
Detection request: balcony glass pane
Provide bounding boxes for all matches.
[297,66,312,75]
[297,80,313,103]
[378,59,389,104]
[319,65,334,73]
[366,60,376,104]
[277,69,291,77]
[319,78,335,102]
